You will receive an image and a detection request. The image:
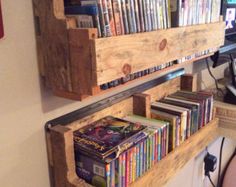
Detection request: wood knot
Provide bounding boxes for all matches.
[122,64,132,75]
[159,39,167,51]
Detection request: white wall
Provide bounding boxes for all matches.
[0,1,235,187]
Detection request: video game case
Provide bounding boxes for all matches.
[164,96,200,135]
[74,116,147,160]
[126,0,137,33]
[170,91,208,128]
[139,141,144,177]
[129,148,133,184]
[150,0,156,30]
[143,0,152,31]
[107,0,117,36]
[138,0,145,32]
[125,151,129,186]
[151,102,187,143]
[153,0,158,30]
[101,0,113,36]
[124,115,168,160]
[122,153,126,187]
[166,0,171,28]
[75,150,111,187]
[136,144,140,178]
[159,98,198,137]
[112,0,125,35]
[110,160,115,187]
[162,0,167,28]
[132,146,136,182]
[173,91,213,125]
[120,0,130,34]
[151,109,179,150]
[134,0,141,32]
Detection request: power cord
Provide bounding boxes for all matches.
[206,173,216,187]
[205,58,224,97]
[205,137,225,187]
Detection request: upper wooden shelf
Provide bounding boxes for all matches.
[33,0,225,100]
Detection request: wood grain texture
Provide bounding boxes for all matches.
[218,127,236,141]
[32,0,73,93]
[181,74,197,92]
[133,93,151,118]
[93,22,225,85]
[67,98,133,131]
[33,0,224,100]
[143,77,181,102]
[129,118,219,187]
[69,28,98,95]
[50,125,92,187]
[214,101,236,131]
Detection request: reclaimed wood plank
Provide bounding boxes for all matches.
[93,22,225,85]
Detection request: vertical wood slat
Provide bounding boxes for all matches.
[133,93,151,118]
[50,125,92,187]
[181,74,197,92]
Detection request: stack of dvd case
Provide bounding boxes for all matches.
[73,115,169,187]
[170,0,222,63]
[151,90,214,148]
[64,0,171,38]
[73,90,214,187]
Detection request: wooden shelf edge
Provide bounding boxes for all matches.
[71,52,215,101]
[129,118,219,187]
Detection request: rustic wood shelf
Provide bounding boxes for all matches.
[46,76,222,187]
[33,0,225,100]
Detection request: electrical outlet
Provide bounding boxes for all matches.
[204,153,217,175]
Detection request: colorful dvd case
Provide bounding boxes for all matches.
[74,116,147,160]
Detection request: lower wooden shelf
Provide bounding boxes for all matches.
[46,77,225,187]
[48,118,219,187]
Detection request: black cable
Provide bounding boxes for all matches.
[205,58,224,97]
[217,137,225,187]
[207,173,216,187]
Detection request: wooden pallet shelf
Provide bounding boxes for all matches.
[33,0,225,100]
[46,77,221,187]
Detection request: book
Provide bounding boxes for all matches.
[112,0,125,35]
[171,91,213,126]
[124,115,169,158]
[164,96,200,134]
[107,0,117,36]
[169,92,206,129]
[151,109,180,150]
[74,116,147,160]
[143,0,152,31]
[121,0,130,33]
[134,0,141,32]
[151,101,187,143]
[75,150,111,187]
[160,98,199,137]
